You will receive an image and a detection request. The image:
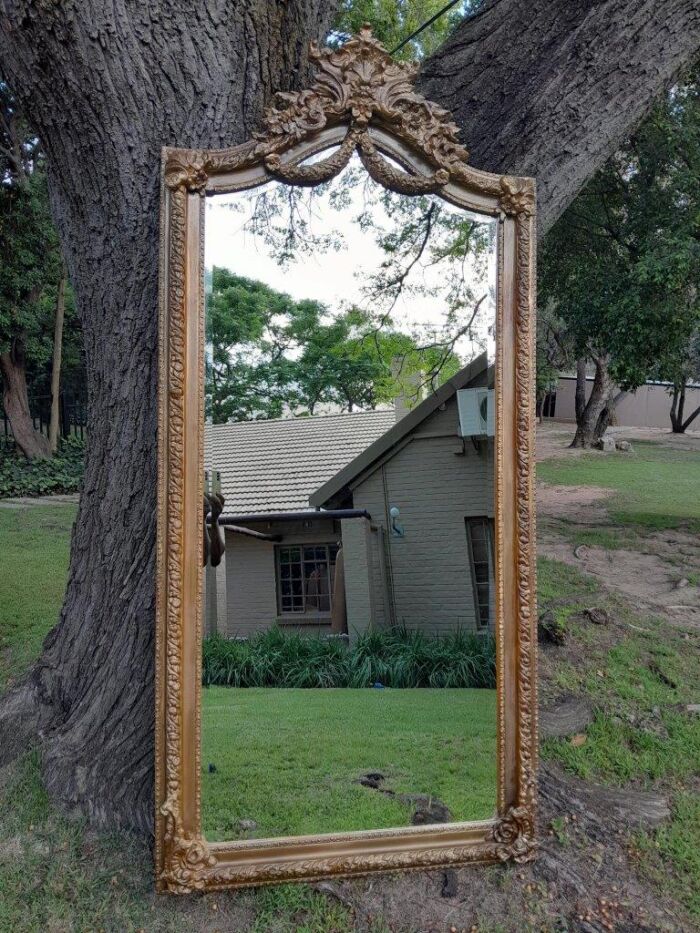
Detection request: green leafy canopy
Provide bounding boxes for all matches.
[205,268,461,422]
[539,63,700,393]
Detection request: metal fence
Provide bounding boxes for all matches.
[1,391,87,451]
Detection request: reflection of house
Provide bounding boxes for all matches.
[204,356,494,640]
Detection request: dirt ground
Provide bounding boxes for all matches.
[536,420,700,461]
[537,424,700,633]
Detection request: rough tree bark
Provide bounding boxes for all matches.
[419,0,700,236]
[570,354,611,449]
[0,0,698,835]
[0,334,52,459]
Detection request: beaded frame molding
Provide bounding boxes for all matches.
[156,26,537,893]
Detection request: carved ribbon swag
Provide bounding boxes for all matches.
[166,25,471,198]
[164,25,534,219]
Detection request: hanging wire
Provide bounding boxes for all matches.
[390,0,470,55]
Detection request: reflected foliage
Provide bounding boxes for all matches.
[205,267,461,421]
[202,627,496,689]
[209,155,495,404]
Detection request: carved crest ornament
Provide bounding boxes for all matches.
[164,24,533,215]
[156,26,537,893]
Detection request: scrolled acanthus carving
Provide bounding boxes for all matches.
[164,25,470,194]
[256,24,469,169]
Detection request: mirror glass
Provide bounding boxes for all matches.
[201,152,498,842]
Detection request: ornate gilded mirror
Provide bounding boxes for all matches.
[156,27,537,892]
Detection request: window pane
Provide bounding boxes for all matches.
[276,542,335,615]
[467,518,494,630]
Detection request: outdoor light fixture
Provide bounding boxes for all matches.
[390,505,404,537]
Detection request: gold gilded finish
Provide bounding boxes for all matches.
[499,177,536,217]
[156,27,537,893]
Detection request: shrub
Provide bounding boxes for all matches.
[202,626,496,689]
[0,436,85,498]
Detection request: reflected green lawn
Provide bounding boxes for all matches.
[201,686,496,841]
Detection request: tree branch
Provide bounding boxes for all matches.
[419,0,700,236]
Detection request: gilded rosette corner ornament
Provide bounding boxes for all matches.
[164,24,473,195]
[499,177,535,217]
[160,797,218,893]
[492,806,537,863]
[164,153,211,193]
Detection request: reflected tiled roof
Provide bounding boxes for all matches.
[204,409,395,515]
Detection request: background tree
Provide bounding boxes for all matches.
[656,325,700,434]
[0,84,66,458]
[0,0,698,834]
[206,269,461,420]
[535,301,567,421]
[539,62,700,447]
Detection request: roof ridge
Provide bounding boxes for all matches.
[206,408,394,429]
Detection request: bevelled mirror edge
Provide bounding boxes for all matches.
[155,26,536,894]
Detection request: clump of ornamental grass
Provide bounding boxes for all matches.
[202,625,495,689]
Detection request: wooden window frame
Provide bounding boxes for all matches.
[466,517,495,631]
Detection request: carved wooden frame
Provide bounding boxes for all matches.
[156,27,537,893]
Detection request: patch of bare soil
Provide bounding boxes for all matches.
[538,483,615,525]
[539,534,700,632]
[536,420,700,461]
[304,764,683,931]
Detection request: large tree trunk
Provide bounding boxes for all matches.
[0,335,52,459]
[0,1,698,835]
[570,354,611,448]
[0,1,337,834]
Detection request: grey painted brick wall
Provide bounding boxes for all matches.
[223,520,339,637]
[351,395,493,634]
[339,516,376,640]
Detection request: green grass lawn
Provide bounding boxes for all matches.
[538,440,700,531]
[202,686,497,840]
[1,468,698,928]
[0,504,76,690]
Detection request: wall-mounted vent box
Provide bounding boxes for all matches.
[457,388,495,437]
